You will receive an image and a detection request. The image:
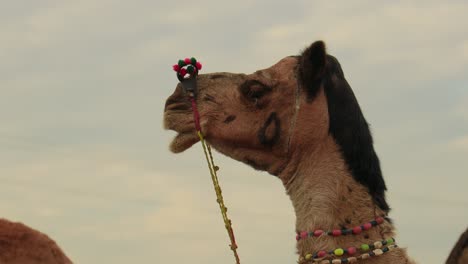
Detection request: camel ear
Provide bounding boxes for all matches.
[299,41,327,99]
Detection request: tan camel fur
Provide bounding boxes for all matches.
[0,218,72,264]
[165,42,413,264]
[164,41,419,263]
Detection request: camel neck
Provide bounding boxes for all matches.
[281,135,399,261]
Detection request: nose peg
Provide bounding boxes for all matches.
[172,57,202,97]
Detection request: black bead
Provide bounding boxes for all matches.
[370,220,378,226]
[383,247,389,252]
[382,240,387,245]
[369,252,375,256]
[342,258,348,263]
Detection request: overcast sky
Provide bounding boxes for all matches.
[1,1,467,263]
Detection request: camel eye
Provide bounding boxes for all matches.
[240,80,272,103]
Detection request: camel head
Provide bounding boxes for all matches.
[164,41,389,211]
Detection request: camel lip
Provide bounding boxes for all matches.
[164,102,191,112]
[169,131,200,153]
[163,109,192,131]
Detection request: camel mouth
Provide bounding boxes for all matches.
[169,132,200,153]
[164,109,200,153]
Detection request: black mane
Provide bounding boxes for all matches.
[300,50,389,211]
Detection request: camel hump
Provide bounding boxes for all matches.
[0,218,72,264]
[446,227,468,264]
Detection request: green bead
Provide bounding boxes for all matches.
[386,238,394,244]
[190,57,197,64]
[361,244,370,251]
[305,254,312,260]
[187,65,194,73]
[178,60,185,67]
[334,248,344,256]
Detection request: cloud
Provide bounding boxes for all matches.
[448,135,468,151]
[1,1,467,263]
[256,1,468,84]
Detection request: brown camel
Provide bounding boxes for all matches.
[0,218,71,264]
[446,228,468,264]
[164,41,465,263]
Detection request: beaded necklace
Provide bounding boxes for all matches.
[296,217,388,241]
[296,215,398,263]
[300,237,396,262]
[299,244,399,264]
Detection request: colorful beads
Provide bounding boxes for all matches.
[172,57,202,79]
[299,244,398,264]
[295,217,388,241]
[177,59,185,67]
[360,244,370,251]
[302,238,395,262]
[332,230,342,236]
[180,68,187,77]
[362,222,372,230]
[334,248,344,256]
[187,65,195,74]
[347,247,357,255]
[351,226,362,234]
[314,230,324,237]
[373,241,382,248]
[374,248,383,256]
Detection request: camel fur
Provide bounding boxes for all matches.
[164,41,464,263]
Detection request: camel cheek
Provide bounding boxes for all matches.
[258,112,281,147]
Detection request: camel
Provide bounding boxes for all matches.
[446,228,468,264]
[0,218,71,264]
[164,41,465,263]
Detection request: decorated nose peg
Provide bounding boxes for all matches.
[172,57,202,96]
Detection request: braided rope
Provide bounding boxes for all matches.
[173,58,239,263]
[190,96,240,264]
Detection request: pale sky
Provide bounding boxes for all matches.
[1,1,467,263]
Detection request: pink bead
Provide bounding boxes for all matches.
[173,64,180,72]
[179,68,187,77]
[296,234,300,241]
[352,226,362,234]
[363,223,372,230]
[347,247,357,255]
[332,229,342,236]
[184,58,191,64]
[313,230,324,237]
[300,231,308,239]
[376,217,384,224]
[196,62,202,70]
[317,250,327,258]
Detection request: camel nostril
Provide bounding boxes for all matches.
[166,102,190,111]
[165,85,187,110]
